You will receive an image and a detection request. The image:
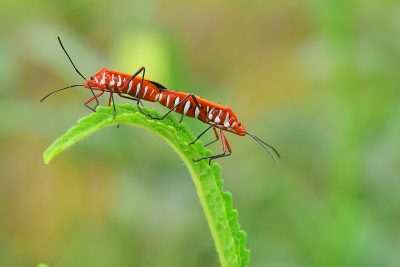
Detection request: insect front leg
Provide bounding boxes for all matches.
[189,124,219,147]
[189,124,213,146]
[84,90,104,112]
[193,128,232,164]
[205,125,220,147]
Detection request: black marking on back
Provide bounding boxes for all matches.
[148,80,167,90]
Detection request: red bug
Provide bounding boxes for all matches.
[41,37,280,163]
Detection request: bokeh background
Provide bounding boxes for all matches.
[1,0,399,266]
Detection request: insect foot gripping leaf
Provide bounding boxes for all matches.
[43,103,250,267]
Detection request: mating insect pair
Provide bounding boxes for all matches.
[41,37,280,163]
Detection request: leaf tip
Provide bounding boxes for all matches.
[43,157,50,165]
[43,149,53,165]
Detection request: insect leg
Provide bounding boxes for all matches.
[189,124,219,147]
[113,87,143,104]
[179,112,184,123]
[108,93,117,119]
[112,88,141,128]
[126,66,150,116]
[83,84,102,112]
[148,94,201,122]
[84,90,104,112]
[193,128,232,163]
[204,126,220,147]
[89,88,99,108]
[113,87,139,102]
[189,124,213,145]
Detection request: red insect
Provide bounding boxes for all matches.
[41,37,280,163]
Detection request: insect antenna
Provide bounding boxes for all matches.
[42,37,99,105]
[40,84,84,102]
[57,36,87,80]
[245,131,280,164]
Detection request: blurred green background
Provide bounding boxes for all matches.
[1,0,399,266]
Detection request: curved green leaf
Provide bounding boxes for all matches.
[44,103,250,267]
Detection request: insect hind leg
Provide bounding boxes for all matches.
[148,93,201,123]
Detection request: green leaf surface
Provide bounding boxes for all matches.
[43,103,250,267]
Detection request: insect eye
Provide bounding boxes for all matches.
[238,122,241,126]
[90,76,94,80]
